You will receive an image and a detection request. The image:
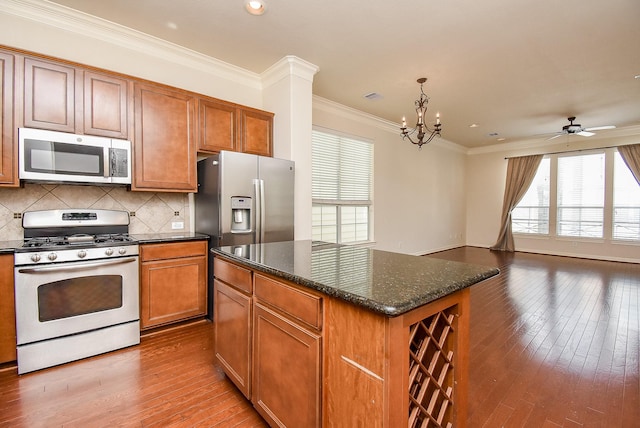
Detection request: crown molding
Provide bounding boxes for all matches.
[261,55,319,89]
[2,0,261,89]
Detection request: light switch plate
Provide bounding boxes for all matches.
[171,221,184,230]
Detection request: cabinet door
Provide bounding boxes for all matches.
[23,57,76,132]
[0,254,16,363]
[238,108,273,157]
[0,51,16,186]
[140,254,207,329]
[198,98,236,153]
[133,83,197,192]
[84,71,129,138]
[253,303,321,428]
[214,279,252,398]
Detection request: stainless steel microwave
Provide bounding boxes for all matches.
[19,128,132,185]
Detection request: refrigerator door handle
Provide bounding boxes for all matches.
[254,179,266,243]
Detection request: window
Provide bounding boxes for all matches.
[613,152,640,240]
[311,129,373,244]
[557,153,605,238]
[512,157,550,234]
[513,148,640,242]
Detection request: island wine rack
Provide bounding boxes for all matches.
[408,306,457,428]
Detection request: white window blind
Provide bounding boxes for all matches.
[613,151,640,240]
[557,153,605,238]
[312,129,373,244]
[513,157,550,234]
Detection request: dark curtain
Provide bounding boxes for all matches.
[490,155,543,252]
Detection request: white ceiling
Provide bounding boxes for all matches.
[47,0,640,148]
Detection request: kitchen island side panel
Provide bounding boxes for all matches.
[325,288,470,428]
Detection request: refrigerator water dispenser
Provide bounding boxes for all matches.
[230,196,252,233]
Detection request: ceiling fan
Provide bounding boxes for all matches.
[548,116,616,140]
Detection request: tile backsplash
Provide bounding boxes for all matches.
[0,183,190,240]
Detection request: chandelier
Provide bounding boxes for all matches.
[400,78,442,148]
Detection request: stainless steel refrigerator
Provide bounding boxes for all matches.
[195,151,295,316]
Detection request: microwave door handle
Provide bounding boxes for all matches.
[104,146,111,178]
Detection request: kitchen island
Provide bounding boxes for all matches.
[211,240,499,428]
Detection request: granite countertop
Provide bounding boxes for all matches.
[212,240,499,317]
[131,232,209,244]
[0,240,24,255]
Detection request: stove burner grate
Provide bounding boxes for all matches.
[23,234,134,248]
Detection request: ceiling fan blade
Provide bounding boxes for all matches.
[547,133,564,141]
[577,130,595,137]
[584,125,616,131]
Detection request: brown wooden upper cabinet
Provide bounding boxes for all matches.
[1,46,275,190]
[23,57,76,133]
[83,71,130,139]
[198,97,236,153]
[22,57,130,139]
[133,82,197,192]
[0,51,15,186]
[238,108,273,157]
[198,99,273,157]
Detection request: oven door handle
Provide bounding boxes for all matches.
[17,257,137,274]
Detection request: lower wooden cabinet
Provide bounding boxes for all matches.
[253,303,321,427]
[140,241,207,329]
[213,278,252,397]
[0,254,16,363]
[213,256,322,428]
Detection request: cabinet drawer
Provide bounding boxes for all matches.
[214,257,252,293]
[254,274,322,331]
[140,241,207,261]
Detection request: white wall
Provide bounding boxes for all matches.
[466,130,640,263]
[313,98,468,255]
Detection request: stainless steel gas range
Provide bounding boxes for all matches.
[14,209,140,374]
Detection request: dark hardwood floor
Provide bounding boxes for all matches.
[428,247,640,428]
[0,247,637,427]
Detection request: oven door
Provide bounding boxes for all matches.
[14,256,139,345]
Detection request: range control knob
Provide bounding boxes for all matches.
[77,250,87,259]
[118,247,127,255]
[105,248,114,256]
[30,254,41,263]
[47,252,57,261]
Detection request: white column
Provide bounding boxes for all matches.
[261,56,319,241]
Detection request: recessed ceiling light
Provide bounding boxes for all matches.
[167,22,178,30]
[469,123,479,128]
[245,0,267,15]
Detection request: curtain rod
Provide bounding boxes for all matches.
[504,144,627,160]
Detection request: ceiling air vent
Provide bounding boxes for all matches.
[363,92,383,100]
